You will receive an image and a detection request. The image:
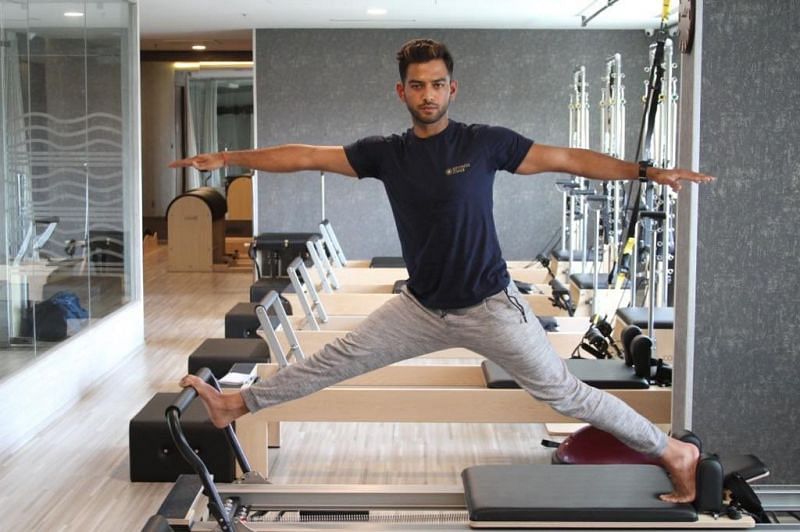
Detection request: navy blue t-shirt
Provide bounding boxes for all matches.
[344,120,534,309]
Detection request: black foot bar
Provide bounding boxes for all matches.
[165,367,254,532]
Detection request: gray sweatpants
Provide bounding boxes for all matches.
[241,281,668,456]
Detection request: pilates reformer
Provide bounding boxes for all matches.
[305,234,552,298]
[318,219,552,286]
[239,291,671,475]
[258,280,589,360]
[276,259,590,356]
[153,367,795,531]
[281,258,580,336]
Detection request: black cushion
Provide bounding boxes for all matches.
[224,302,281,339]
[550,248,601,261]
[481,359,648,389]
[250,278,291,303]
[462,464,697,523]
[616,306,674,329]
[129,393,234,483]
[370,256,406,268]
[570,272,612,289]
[187,338,270,378]
[392,279,408,294]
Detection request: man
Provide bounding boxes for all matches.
[171,39,713,503]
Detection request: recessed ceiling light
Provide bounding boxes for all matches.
[366,8,387,16]
[64,11,84,17]
[192,45,207,51]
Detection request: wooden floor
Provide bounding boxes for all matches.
[1,245,552,531]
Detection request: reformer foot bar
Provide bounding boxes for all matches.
[157,369,797,531]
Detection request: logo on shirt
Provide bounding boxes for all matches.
[445,163,471,176]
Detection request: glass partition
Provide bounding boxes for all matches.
[0,0,138,378]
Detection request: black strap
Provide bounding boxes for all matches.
[609,33,668,288]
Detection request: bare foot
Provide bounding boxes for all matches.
[659,436,700,503]
[180,374,249,428]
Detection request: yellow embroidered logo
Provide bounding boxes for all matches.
[445,163,471,176]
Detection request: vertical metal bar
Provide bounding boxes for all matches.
[323,220,347,265]
[287,260,320,331]
[560,190,568,253]
[661,186,671,307]
[320,221,343,268]
[255,304,289,367]
[255,291,306,367]
[297,258,328,324]
[648,218,658,354]
[320,171,325,221]
[592,208,600,317]
[314,237,339,290]
[631,223,639,305]
[306,240,332,293]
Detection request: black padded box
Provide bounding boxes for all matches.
[224,302,287,339]
[370,256,406,268]
[249,278,291,303]
[481,359,648,389]
[462,464,696,523]
[129,393,235,482]
[253,232,319,278]
[187,338,270,378]
[616,306,674,329]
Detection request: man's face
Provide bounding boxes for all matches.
[396,59,457,126]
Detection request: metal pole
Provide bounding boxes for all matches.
[648,217,658,353]
[592,208,601,317]
[320,171,325,221]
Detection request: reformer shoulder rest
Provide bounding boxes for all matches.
[481,359,649,390]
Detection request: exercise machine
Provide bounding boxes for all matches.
[152,367,794,530]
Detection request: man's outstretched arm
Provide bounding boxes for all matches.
[516,144,715,191]
[169,145,358,178]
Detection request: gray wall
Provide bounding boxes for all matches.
[255,29,651,259]
[691,0,800,482]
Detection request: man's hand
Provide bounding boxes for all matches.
[649,167,715,191]
[169,152,225,171]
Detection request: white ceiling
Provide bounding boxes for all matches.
[139,0,679,51]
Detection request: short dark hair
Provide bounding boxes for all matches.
[396,39,454,82]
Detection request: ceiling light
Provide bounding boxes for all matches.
[192,45,207,51]
[366,8,387,16]
[64,11,84,17]
[173,61,254,70]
